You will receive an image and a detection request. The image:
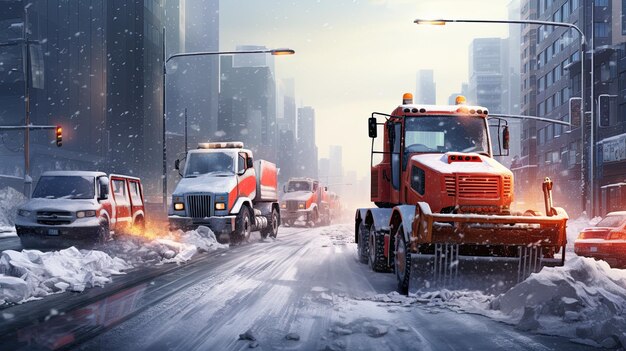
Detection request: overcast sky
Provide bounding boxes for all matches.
[220,0,511,178]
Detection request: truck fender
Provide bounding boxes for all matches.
[365,208,393,233]
[132,210,145,225]
[390,205,417,244]
[231,197,253,215]
[355,208,369,243]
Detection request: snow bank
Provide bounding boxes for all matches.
[0,247,130,305]
[0,187,26,235]
[102,226,228,266]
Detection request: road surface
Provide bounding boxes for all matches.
[0,225,593,350]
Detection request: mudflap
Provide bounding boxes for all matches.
[408,244,551,294]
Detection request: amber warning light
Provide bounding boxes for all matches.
[55,126,62,147]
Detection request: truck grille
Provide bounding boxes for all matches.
[187,195,211,218]
[503,177,512,196]
[457,175,500,199]
[444,176,456,196]
[37,211,73,225]
[287,201,299,211]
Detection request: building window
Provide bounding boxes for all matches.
[538,128,546,144]
[571,0,579,11]
[595,0,608,6]
[538,101,545,116]
[547,124,554,140]
[569,142,578,167]
[594,22,609,39]
[619,72,626,92]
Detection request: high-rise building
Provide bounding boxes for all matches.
[415,70,436,104]
[218,49,277,162]
[518,0,626,216]
[469,38,504,113]
[297,106,318,178]
[0,0,169,198]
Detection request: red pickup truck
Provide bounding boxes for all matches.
[15,171,146,247]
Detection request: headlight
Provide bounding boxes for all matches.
[174,202,185,211]
[76,210,96,218]
[215,202,226,210]
[18,209,31,217]
[298,202,305,209]
[280,203,287,209]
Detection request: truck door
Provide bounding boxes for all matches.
[390,122,402,203]
[128,180,144,223]
[111,177,131,229]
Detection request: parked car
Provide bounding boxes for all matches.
[15,171,146,247]
[574,211,626,268]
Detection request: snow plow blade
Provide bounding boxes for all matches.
[408,207,568,294]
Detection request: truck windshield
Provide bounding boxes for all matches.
[184,152,235,177]
[286,181,312,192]
[32,176,95,199]
[404,116,490,155]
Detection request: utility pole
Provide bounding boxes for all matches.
[23,4,33,197]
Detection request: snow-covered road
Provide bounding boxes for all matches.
[0,224,593,350]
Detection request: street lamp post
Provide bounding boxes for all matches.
[161,28,294,212]
[414,17,588,213]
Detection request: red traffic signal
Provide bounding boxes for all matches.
[55,126,62,147]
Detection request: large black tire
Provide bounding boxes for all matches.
[357,222,369,264]
[97,220,110,245]
[261,208,279,239]
[395,227,411,295]
[368,229,389,272]
[233,207,252,244]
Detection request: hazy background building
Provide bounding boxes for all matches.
[415,69,436,104]
[296,106,318,178]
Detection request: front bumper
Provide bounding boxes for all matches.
[281,208,312,221]
[15,224,101,248]
[574,240,626,267]
[168,215,236,235]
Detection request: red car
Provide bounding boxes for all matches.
[574,211,626,267]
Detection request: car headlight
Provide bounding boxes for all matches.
[280,203,287,209]
[76,210,96,218]
[298,202,305,209]
[174,202,185,211]
[18,209,31,217]
[215,202,226,210]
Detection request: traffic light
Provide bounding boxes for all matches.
[55,126,62,147]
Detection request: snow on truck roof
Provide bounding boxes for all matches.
[42,171,107,177]
[395,93,489,117]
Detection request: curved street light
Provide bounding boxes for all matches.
[161,28,294,211]
[414,17,589,213]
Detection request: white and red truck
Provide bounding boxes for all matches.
[15,171,146,247]
[169,142,280,243]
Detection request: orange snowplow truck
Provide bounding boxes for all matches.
[280,178,332,227]
[355,94,568,294]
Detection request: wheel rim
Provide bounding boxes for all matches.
[395,228,406,281]
[244,211,251,239]
[368,227,375,264]
[271,212,278,235]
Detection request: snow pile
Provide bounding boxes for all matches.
[491,256,626,348]
[0,247,130,305]
[0,187,26,235]
[102,226,228,266]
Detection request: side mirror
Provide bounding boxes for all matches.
[324,186,328,191]
[368,117,377,138]
[98,178,109,201]
[503,126,510,150]
[174,159,180,170]
[283,184,287,193]
[247,157,254,169]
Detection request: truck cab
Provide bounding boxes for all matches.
[15,171,145,247]
[169,142,280,242]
